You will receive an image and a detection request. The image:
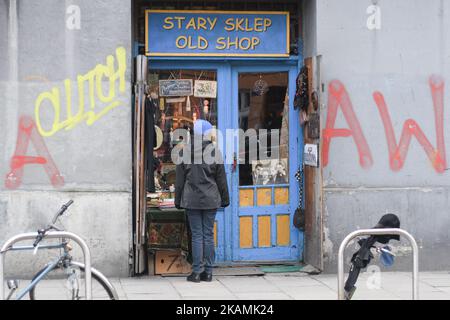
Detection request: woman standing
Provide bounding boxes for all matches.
[175,120,230,282]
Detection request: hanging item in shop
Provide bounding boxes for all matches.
[159,79,193,97]
[293,167,305,230]
[202,99,209,117]
[307,112,320,139]
[154,126,163,150]
[186,95,191,111]
[194,80,217,98]
[294,66,309,111]
[253,74,269,96]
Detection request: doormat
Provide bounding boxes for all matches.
[259,265,303,273]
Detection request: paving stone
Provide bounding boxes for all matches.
[11,271,450,300]
[234,292,293,300]
[126,293,181,300]
[420,277,450,287]
[264,275,323,287]
[216,277,281,293]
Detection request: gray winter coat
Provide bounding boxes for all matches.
[175,140,230,210]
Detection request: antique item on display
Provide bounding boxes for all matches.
[253,74,269,96]
[147,193,160,208]
[307,112,320,139]
[194,80,217,98]
[154,126,163,150]
[304,143,319,167]
[186,95,191,111]
[294,66,309,111]
[252,159,288,185]
[202,99,209,116]
[148,222,188,248]
[159,79,193,97]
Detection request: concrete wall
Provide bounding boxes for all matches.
[313,0,450,272]
[0,0,132,277]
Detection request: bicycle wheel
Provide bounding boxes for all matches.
[29,263,117,300]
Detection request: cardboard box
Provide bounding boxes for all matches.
[154,250,191,275]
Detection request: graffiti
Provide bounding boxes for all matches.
[322,75,446,173]
[373,75,446,173]
[5,115,64,189]
[34,46,126,137]
[322,80,373,169]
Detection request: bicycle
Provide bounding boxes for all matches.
[1,200,119,300]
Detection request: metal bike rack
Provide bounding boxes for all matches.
[0,231,92,300]
[338,228,419,300]
[70,261,119,300]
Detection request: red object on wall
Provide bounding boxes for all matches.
[5,115,64,189]
[322,80,373,169]
[373,75,446,173]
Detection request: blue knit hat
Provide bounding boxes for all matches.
[193,119,213,136]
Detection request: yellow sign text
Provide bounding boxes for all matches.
[163,16,218,30]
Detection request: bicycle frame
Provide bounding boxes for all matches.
[15,254,64,300]
[0,231,92,300]
[12,241,68,300]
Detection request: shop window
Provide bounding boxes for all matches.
[238,72,289,187]
[147,69,218,191]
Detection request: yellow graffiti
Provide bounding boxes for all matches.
[35,47,127,137]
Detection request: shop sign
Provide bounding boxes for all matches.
[159,79,193,97]
[145,10,289,57]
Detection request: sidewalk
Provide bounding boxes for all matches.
[16,271,450,300]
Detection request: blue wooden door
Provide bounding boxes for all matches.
[230,63,303,262]
[148,59,303,264]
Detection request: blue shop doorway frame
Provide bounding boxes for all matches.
[148,58,303,264]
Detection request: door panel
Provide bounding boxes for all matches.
[231,65,302,262]
[303,56,323,270]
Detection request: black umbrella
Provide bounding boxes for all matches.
[344,213,400,300]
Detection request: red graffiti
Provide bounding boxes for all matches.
[373,75,446,172]
[5,115,64,189]
[322,80,373,168]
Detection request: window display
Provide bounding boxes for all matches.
[238,72,289,186]
[146,69,218,207]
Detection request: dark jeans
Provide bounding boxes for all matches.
[186,209,217,274]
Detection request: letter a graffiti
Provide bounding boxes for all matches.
[5,115,64,189]
[322,80,373,168]
[373,75,446,173]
